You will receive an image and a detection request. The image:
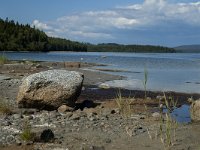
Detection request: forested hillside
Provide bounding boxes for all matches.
[87,43,175,53]
[0,18,176,53]
[0,18,87,52]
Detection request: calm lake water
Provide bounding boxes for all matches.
[2,52,200,94]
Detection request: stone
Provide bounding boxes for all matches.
[64,62,81,68]
[87,112,98,121]
[63,112,73,118]
[190,100,200,121]
[58,105,74,114]
[152,112,161,120]
[98,83,110,89]
[70,113,80,120]
[40,129,54,142]
[13,114,22,119]
[17,70,84,110]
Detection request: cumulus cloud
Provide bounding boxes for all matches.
[32,0,200,45]
[32,20,52,30]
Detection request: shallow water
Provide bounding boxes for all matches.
[1,52,200,94]
[163,104,191,123]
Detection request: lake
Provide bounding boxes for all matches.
[1,52,200,94]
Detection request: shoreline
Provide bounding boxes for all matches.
[80,85,200,104]
[1,60,200,149]
[1,60,200,99]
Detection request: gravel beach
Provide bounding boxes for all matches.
[0,61,200,150]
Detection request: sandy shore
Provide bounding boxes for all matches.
[0,61,200,150]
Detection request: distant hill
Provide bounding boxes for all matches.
[174,45,200,53]
[0,18,87,52]
[87,43,176,53]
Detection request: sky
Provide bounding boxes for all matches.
[0,0,200,47]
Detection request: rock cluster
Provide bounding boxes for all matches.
[0,106,151,149]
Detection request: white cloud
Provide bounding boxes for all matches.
[32,0,200,44]
[70,30,113,38]
[32,20,52,30]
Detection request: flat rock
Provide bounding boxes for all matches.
[17,69,84,110]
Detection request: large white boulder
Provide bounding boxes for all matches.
[17,70,84,110]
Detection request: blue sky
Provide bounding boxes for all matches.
[0,0,200,47]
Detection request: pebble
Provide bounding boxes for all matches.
[70,114,80,120]
[152,112,161,119]
[13,114,22,119]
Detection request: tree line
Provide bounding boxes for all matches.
[0,18,175,53]
[87,43,175,53]
[0,18,87,52]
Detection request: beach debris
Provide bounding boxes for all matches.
[17,70,84,110]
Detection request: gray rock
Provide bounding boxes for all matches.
[58,105,74,114]
[13,114,22,120]
[87,112,98,121]
[98,83,110,89]
[40,129,54,142]
[152,112,161,119]
[17,70,84,110]
[190,99,200,121]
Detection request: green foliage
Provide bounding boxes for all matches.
[0,55,8,64]
[0,99,12,114]
[159,94,178,149]
[115,89,133,118]
[20,119,35,142]
[0,18,87,52]
[87,43,176,53]
[48,37,87,52]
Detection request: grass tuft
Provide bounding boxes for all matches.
[0,55,8,65]
[115,89,134,118]
[143,68,148,100]
[159,93,178,150]
[20,119,35,142]
[0,99,12,115]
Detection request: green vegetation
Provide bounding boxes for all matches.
[143,68,148,100]
[0,55,8,64]
[115,89,133,118]
[0,99,12,114]
[88,43,176,53]
[20,119,35,142]
[159,94,178,150]
[0,18,87,52]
